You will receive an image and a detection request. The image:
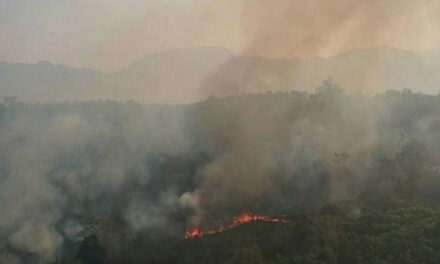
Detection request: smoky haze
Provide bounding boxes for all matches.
[240,0,440,58]
[1,0,440,102]
[1,0,440,70]
[1,1,440,263]
[1,86,440,263]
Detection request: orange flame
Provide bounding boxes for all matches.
[185,213,288,239]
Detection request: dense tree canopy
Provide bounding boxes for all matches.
[1,87,440,264]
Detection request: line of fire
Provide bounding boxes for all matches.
[185,213,289,239]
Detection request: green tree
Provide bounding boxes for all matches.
[395,140,429,198]
[76,235,106,264]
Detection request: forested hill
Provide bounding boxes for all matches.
[2,46,440,103]
[1,85,440,263]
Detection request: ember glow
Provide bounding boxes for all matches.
[185,213,288,239]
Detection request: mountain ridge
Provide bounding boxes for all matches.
[1,46,440,103]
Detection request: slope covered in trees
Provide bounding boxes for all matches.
[1,84,440,263]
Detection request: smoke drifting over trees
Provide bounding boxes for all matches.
[2,1,440,263]
[1,82,440,263]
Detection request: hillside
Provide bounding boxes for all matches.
[1,47,440,103]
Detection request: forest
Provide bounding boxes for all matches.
[1,81,440,264]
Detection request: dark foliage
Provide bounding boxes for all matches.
[1,87,440,264]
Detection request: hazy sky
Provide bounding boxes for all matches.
[1,0,440,71]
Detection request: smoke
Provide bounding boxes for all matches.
[125,188,180,232]
[0,103,192,263]
[1,2,440,263]
[198,0,440,98]
[1,88,440,263]
[240,0,440,58]
[183,83,380,225]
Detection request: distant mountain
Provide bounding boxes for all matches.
[1,46,440,103]
[203,47,440,97]
[0,60,108,101]
[111,46,234,103]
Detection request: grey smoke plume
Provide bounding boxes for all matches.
[1,2,440,264]
[199,0,440,99]
[1,86,440,263]
[183,81,379,225]
[0,103,191,263]
[240,0,440,58]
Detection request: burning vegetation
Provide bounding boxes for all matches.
[2,89,440,263]
[185,213,288,239]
